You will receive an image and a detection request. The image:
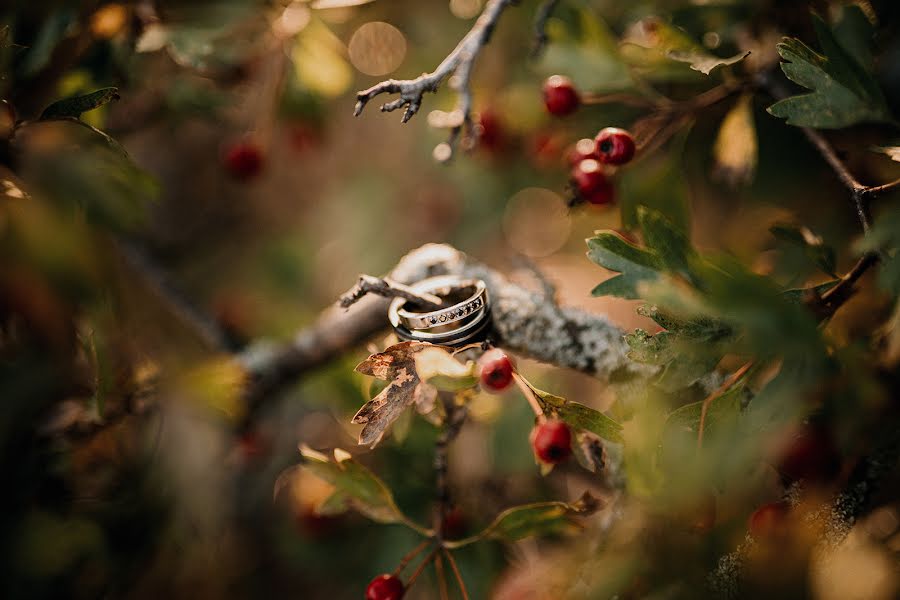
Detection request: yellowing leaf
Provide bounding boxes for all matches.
[714,94,757,186]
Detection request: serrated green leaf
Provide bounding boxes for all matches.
[637,205,693,275]
[446,492,600,547]
[587,232,662,299]
[667,50,749,75]
[636,305,732,341]
[40,88,120,120]
[525,381,624,444]
[767,13,890,128]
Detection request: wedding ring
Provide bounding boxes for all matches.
[397,279,487,330]
[388,276,492,347]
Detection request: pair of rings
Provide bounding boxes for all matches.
[388,276,492,347]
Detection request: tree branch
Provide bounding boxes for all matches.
[353,0,516,162]
[239,243,649,420]
[339,274,443,310]
[531,0,560,58]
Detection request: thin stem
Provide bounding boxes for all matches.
[407,546,440,588]
[393,540,431,577]
[434,396,467,542]
[697,362,753,449]
[531,0,560,57]
[863,177,900,198]
[434,552,450,600]
[443,548,470,600]
[513,373,544,419]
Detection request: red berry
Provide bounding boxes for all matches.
[748,501,790,538]
[571,159,615,205]
[776,425,840,484]
[366,574,405,600]
[567,138,598,166]
[479,349,514,393]
[441,506,467,539]
[542,75,580,116]
[224,140,264,180]
[477,109,505,152]
[594,127,636,165]
[531,420,572,464]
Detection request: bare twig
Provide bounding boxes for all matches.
[434,551,450,600]
[407,546,439,588]
[435,395,468,540]
[339,274,443,310]
[531,0,561,58]
[393,540,431,577]
[354,0,516,161]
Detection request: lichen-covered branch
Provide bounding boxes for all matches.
[239,243,648,419]
[353,0,516,161]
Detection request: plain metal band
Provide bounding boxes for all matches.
[396,279,487,330]
[393,312,493,346]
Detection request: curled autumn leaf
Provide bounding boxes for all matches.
[353,342,477,447]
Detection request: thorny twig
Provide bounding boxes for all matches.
[354,0,517,162]
[339,274,443,310]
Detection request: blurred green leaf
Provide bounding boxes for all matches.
[587,232,662,299]
[524,380,624,444]
[770,223,837,276]
[447,492,600,547]
[856,206,900,296]
[40,87,120,120]
[767,12,891,128]
[638,205,693,275]
[619,17,705,82]
[284,446,426,533]
[664,384,744,435]
[617,132,691,232]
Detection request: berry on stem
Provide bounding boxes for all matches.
[567,138,599,166]
[748,501,790,538]
[223,140,264,181]
[594,127,635,165]
[479,349,514,392]
[571,159,615,206]
[542,75,580,116]
[531,420,572,464]
[366,574,405,600]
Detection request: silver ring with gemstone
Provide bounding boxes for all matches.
[388,276,492,347]
[397,279,487,330]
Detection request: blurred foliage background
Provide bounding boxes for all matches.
[1,0,899,599]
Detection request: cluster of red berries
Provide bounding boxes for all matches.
[477,349,573,465]
[541,76,636,206]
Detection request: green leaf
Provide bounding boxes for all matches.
[664,384,745,435]
[525,380,624,444]
[40,88,120,120]
[446,492,600,547]
[780,280,840,304]
[624,329,677,365]
[767,13,891,128]
[285,446,427,533]
[636,305,731,342]
[587,232,662,299]
[770,223,837,276]
[666,50,750,75]
[638,205,693,275]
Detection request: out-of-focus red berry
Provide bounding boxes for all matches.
[748,501,790,538]
[366,574,405,600]
[594,127,636,165]
[543,75,580,116]
[441,506,467,540]
[479,349,514,393]
[224,140,264,180]
[477,109,505,152]
[567,138,599,166]
[571,159,615,205]
[531,420,572,464]
[776,425,840,484]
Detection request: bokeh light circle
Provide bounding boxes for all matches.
[502,188,571,258]
[348,22,407,76]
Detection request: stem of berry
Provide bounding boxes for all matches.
[443,549,470,600]
[407,546,440,588]
[392,540,431,577]
[513,373,545,421]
